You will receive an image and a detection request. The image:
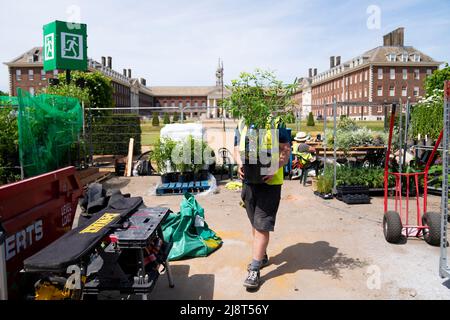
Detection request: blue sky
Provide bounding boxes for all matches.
[1,0,449,92]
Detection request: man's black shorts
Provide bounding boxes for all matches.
[241,183,282,232]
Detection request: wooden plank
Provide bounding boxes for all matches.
[125,138,134,177]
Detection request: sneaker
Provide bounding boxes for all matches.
[247,255,269,271]
[243,269,260,289]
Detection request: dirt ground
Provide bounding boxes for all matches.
[102,176,450,300]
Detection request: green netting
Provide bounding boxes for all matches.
[16,89,83,178]
[0,96,18,107]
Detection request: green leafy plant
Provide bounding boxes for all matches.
[335,166,391,188]
[326,117,386,151]
[172,135,214,174]
[307,112,315,127]
[173,112,179,122]
[316,167,334,194]
[151,137,177,174]
[0,102,20,185]
[223,69,298,129]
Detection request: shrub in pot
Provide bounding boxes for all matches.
[223,69,298,184]
[150,137,177,182]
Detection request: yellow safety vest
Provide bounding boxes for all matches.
[238,118,285,185]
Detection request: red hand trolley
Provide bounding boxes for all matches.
[383,104,443,245]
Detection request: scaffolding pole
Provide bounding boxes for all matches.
[440,81,450,279]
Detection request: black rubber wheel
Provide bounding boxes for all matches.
[383,211,403,244]
[422,212,442,247]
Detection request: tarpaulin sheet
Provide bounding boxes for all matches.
[162,193,222,261]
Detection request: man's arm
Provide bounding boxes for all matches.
[279,142,291,168]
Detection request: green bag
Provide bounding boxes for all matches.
[162,193,223,261]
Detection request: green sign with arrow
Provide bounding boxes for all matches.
[43,20,88,72]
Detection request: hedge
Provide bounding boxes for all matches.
[89,114,142,156]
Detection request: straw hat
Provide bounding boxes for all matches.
[294,132,308,142]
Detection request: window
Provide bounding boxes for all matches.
[403,69,408,80]
[364,88,367,98]
[377,86,383,97]
[360,73,362,82]
[29,87,35,96]
[345,77,348,85]
[202,102,206,107]
[28,69,34,81]
[350,92,353,100]
[377,106,383,113]
[413,87,420,97]
[194,102,198,107]
[359,90,362,98]
[427,69,432,77]
[186,102,190,108]
[378,68,383,80]
[16,69,22,81]
[402,86,407,97]
[178,102,183,108]
[389,86,395,97]
[390,68,396,80]
[401,53,408,62]
[412,54,421,62]
[350,77,353,85]
[387,53,396,62]
[365,71,368,81]
[414,69,420,80]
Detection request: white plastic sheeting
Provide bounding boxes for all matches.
[160,123,205,142]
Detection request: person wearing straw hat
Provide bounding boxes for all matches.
[291,132,317,181]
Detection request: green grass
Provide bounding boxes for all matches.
[141,123,162,146]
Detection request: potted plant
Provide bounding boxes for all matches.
[151,137,178,183]
[223,69,298,184]
[315,168,334,200]
[173,135,215,183]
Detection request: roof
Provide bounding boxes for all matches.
[359,45,438,64]
[149,86,217,97]
[4,47,44,67]
[312,45,443,86]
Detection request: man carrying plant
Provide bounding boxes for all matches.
[234,117,291,289]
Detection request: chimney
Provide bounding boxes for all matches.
[308,68,313,78]
[128,69,132,78]
[101,56,106,66]
[336,56,341,66]
[123,69,127,77]
[107,56,112,69]
[383,27,405,46]
[314,68,318,76]
[330,56,335,69]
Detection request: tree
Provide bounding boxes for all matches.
[45,71,114,110]
[163,113,171,124]
[0,90,8,96]
[152,112,160,127]
[307,112,315,127]
[172,112,179,122]
[425,63,450,97]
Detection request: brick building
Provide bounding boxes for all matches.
[4,50,229,118]
[4,48,153,113]
[294,28,442,120]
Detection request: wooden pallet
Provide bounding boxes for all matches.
[156,180,211,196]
